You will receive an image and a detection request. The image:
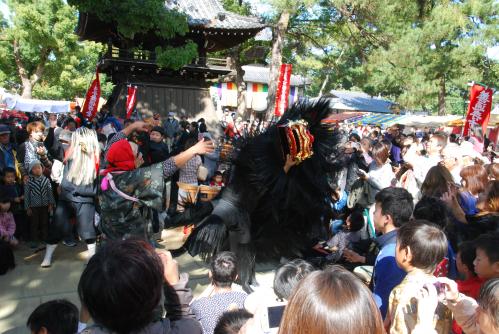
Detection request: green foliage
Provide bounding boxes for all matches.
[69,0,198,69]
[279,0,499,114]
[155,43,198,70]
[265,0,317,16]
[68,0,190,40]
[221,0,252,15]
[0,0,113,99]
[359,0,498,113]
[32,41,114,99]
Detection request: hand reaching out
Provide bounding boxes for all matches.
[156,250,180,285]
[283,154,297,174]
[312,243,330,255]
[36,146,47,156]
[191,138,215,155]
[441,183,467,223]
[343,248,366,263]
[441,183,459,205]
[435,277,460,302]
[132,121,152,132]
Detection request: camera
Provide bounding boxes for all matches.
[260,302,286,333]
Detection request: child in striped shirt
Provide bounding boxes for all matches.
[24,160,54,248]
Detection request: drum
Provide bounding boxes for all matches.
[199,185,221,202]
[220,143,234,161]
[177,182,199,211]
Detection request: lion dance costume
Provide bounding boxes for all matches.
[171,98,342,291]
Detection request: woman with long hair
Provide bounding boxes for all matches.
[421,165,455,199]
[459,164,489,215]
[278,266,384,334]
[41,127,100,267]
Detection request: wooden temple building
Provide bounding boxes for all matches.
[76,0,265,121]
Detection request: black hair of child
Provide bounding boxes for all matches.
[397,220,448,272]
[27,299,78,334]
[474,232,499,263]
[458,240,478,276]
[273,259,315,300]
[347,211,365,232]
[210,251,238,288]
[374,187,414,227]
[214,309,252,334]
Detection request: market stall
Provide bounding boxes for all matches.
[322,111,366,124]
[398,115,462,128]
[356,113,406,128]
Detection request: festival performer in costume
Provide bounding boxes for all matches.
[170,98,342,291]
[41,127,100,267]
[98,121,214,241]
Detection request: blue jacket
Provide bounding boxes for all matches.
[372,229,406,319]
[331,190,348,212]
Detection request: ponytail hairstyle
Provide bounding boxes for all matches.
[65,127,100,186]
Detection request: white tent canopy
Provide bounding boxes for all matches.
[398,115,461,128]
[2,93,70,113]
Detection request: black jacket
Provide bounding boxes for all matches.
[59,162,97,203]
[464,213,499,240]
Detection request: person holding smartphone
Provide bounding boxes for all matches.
[414,277,499,334]
[23,121,52,183]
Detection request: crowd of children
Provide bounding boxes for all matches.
[23,228,499,334]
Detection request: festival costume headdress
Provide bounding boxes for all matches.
[278,119,315,164]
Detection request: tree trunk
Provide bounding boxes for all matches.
[438,75,446,116]
[229,47,247,118]
[266,10,290,121]
[318,73,330,97]
[13,40,48,99]
[21,81,33,98]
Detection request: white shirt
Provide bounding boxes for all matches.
[413,154,441,185]
[367,161,395,190]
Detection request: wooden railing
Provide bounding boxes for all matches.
[102,46,228,68]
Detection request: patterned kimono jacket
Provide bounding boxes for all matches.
[99,132,177,240]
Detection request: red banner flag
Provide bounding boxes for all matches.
[125,86,138,119]
[82,69,101,121]
[463,84,493,137]
[274,64,293,117]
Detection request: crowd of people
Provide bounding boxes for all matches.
[0,108,219,266]
[0,107,498,334]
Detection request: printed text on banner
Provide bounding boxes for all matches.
[463,84,493,137]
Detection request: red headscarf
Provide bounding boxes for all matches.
[101,139,135,176]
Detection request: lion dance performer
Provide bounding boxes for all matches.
[171,98,343,291]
